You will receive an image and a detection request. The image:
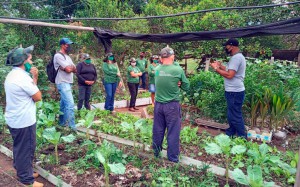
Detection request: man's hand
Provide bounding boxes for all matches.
[210,62,218,69]
[85,80,94,85]
[178,81,181,87]
[30,67,38,85]
[138,72,143,76]
[30,67,38,78]
[64,66,73,73]
[72,65,77,73]
[118,81,123,88]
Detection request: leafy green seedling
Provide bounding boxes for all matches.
[121,119,147,153]
[232,165,274,187]
[42,127,75,164]
[94,140,126,187]
[205,134,246,186]
[77,110,96,139]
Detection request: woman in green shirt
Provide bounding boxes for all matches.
[102,53,121,112]
[148,55,159,106]
[127,57,142,112]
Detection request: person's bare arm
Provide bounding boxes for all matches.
[32,91,42,102]
[130,71,142,77]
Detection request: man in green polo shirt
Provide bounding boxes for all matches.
[136,52,147,89]
[152,46,190,163]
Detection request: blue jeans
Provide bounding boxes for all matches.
[152,101,181,162]
[104,82,117,111]
[225,91,247,138]
[139,72,147,89]
[149,84,156,93]
[57,83,76,129]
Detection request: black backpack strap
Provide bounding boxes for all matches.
[55,52,67,71]
[57,52,66,60]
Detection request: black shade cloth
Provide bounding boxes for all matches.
[94,17,300,53]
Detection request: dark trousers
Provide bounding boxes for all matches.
[8,124,36,185]
[139,72,147,89]
[152,101,181,162]
[225,91,247,138]
[104,82,117,111]
[128,82,139,107]
[77,85,92,110]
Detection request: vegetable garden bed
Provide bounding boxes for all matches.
[0,100,298,186]
[0,134,235,187]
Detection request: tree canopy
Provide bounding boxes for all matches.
[0,0,299,59]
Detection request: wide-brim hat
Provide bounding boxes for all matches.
[6,45,34,66]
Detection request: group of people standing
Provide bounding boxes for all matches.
[3,37,246,186]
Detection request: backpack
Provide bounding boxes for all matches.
[46,52,65,83]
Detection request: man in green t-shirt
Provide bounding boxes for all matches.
[152,46,190,163]
[136,52,147,89]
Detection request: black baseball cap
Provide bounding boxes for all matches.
[223,38,239,46]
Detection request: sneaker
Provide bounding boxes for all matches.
[26,181,44,187]
[133,107,139,110]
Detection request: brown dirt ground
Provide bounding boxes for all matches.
[0,150,54,187]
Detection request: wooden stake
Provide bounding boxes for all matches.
[295,148,300,187]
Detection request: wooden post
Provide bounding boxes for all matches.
[295,148,300,187]
[205,58,210,71]
[298,51,300,67]
[185,58,187,74]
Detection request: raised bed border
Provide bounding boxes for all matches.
[91,97,152,110]
[77,127,280,187]
[0,145,72,187]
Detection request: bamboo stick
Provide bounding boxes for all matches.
[0,18,94,31]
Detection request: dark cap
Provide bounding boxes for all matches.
[80,53,90,61]
[160,47,174,58]
[59,38,74,45]
[6,45,34,66]
[223,38,239,46]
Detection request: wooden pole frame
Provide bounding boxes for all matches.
[0,18,94,31]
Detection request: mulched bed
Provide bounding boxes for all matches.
[37,137,241,187]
